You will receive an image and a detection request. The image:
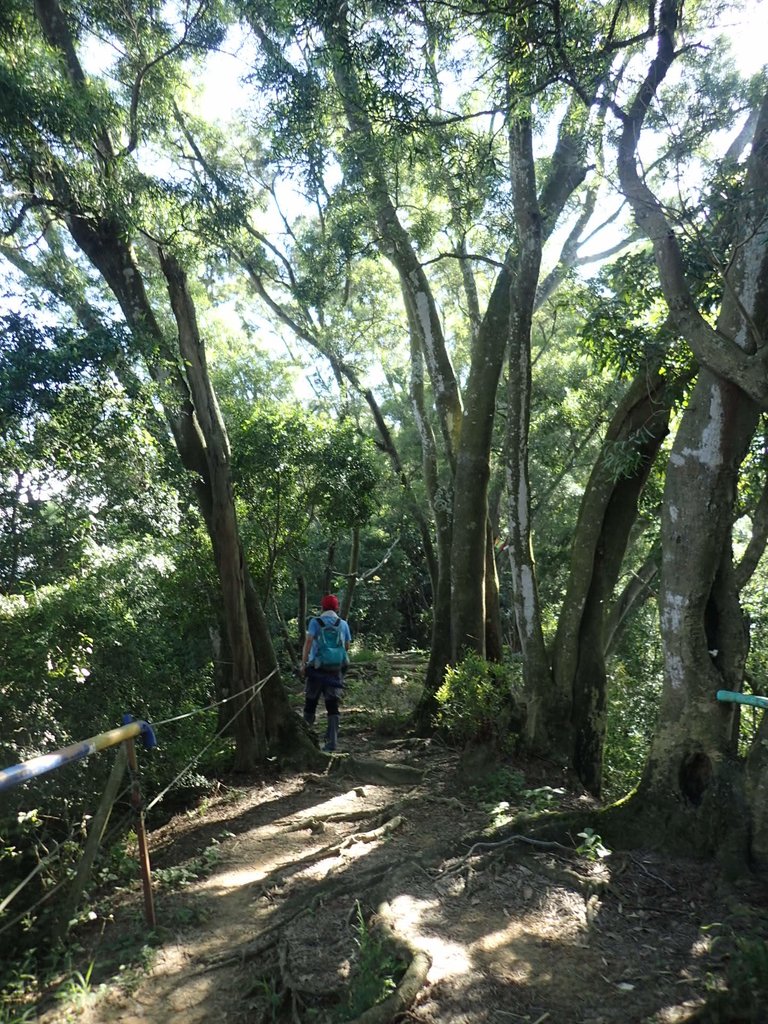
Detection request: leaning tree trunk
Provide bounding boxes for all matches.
[552,360,683,795]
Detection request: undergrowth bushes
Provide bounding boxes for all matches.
[433,652,521,753]
[0,542,218,967]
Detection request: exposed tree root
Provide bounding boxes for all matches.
[200,854,414,972]
[337,814,405,852]
[283,808,377,833]
[328,755,424,786]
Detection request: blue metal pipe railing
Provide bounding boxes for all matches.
[716,690,768,709]
[0,718,156,794]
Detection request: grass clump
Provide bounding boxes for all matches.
[338,902,402,1021]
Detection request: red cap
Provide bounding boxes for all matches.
[321,594,339,612]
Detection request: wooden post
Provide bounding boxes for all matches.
[126,737,156,928]
[54,744,128,942]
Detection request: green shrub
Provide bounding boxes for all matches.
[434,652,520,752]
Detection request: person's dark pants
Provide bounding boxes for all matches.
[303,668,344,721]
[304,668,344,750]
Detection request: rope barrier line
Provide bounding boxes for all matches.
[146,672,273,812]
[0,668,278,792]
[152,667,278,726]
[0,721,149,793]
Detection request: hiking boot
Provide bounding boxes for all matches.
[323,714,340,753]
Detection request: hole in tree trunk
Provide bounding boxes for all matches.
[678,751,712,806]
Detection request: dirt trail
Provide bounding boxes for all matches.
[36,672,762,1024]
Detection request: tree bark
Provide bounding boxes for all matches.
[160,251,267,770]
[504,111,553,749]
[551,362,682,792]
[341,526,360,621]
[613,0,768,860]
[637,372,758,862]
[484,522,503,662]
[450,259,514,659]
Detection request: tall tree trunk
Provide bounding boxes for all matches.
[450,261,513,659]
[633,372,758,861]
[484,522,503,662]
[611,1,768,861]
[341,526,360,621]
[504,111,553,750]
[161,252,267,770]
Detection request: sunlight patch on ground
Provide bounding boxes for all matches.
[282,787,384,824]
[383,893,471,980]
[208,864,268,888]
[199,821,302,891]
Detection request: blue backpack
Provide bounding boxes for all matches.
[312,616,348,670]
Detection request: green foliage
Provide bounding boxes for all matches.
[718,937,768,1019]
[153,839,224,890]
[0,533,218,960]
[702,934,768,1022]
[574,828,610,861]
[339,902,401,1021]
[434,652,520,751]
[603,606,663,799]
[468,767,564,827]
[233,406,380,595]
[340,653,424,736]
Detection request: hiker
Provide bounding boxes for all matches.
[300,594,351,752]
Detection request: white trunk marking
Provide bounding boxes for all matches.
[661,592,686,634]
[520,564,536,637]
[669,504,679,523]
[735,225,768,350]
[413,288,442,392]
[667,653,684,690]
[669,383,724,470]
